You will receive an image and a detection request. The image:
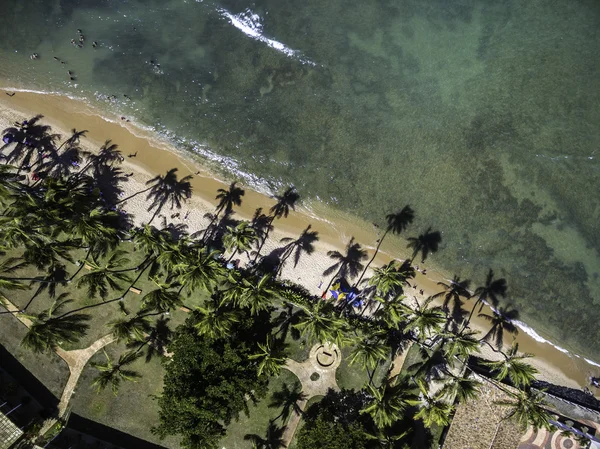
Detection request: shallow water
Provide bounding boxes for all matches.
[1,0,600,360]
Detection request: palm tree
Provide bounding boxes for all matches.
[483,343,538,388]
[373,295,406,329]
[363,428,408,448]
[410,380,454,428]
[479,306,519,350]
[356,206,414,284]
[21,295,90,353]
[277,225,319,276]
[226,274,276,316]
[323,237,367,292]
[76,250,132,300]
[253,186,299,262]
[406,227,441,263]
[248,336,287,377]
[401,296,446,340]
[176,248,224,296]
[146,168,193,224]
[293,300,346,346]
[349,339,390,385]
[223,221,257,263]
[269,381,307,423]
[367,261,407,297]
[495,389,552,431]
[109,314,153,344]
[361,377,415,429]
[442,329,481,359]
[439,374,482,402]
[465,269,507,326]
[91,350,141,395]
[193,298,241,339]
[141,278,184,313]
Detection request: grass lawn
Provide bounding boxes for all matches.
[219,368,301,449]
[0,312,69,399]
[399,342,423,375]
[1,242,210,350]
[336,345,392,390]
[69,340,181,449]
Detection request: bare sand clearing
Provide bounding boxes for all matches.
[1,90,598,396]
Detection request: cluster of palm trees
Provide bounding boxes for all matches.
[0,116,553,447]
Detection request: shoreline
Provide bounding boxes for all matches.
[0,89,598,397]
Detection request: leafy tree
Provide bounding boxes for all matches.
[296,416,369,449]
[299,389,373,449]
[91,350,142,395]
[153,320,268,449]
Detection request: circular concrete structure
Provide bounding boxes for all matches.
[309,343,342,371]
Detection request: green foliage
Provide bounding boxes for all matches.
[298,389,373,449]
[153,318,270,449]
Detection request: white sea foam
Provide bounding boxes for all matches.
[218,8,316,66]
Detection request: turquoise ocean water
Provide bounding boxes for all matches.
[1,0,600,360]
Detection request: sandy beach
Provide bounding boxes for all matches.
[1,89,598,397]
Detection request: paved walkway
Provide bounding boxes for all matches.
[280,343,341,447]
[1,295,116,437]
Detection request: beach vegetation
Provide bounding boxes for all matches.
[0,118,555,448]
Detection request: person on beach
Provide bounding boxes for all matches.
[92,41,98,48]
[30,53,39,60]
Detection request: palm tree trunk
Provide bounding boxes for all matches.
[252,216,276,263]
[461,298,482,333]
[355,229,388,286]
[67,247,94,282]
[116,185,153,204]
[147,205,162,225]
[56,257,155,319]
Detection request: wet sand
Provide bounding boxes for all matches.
[1,89,598,397]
